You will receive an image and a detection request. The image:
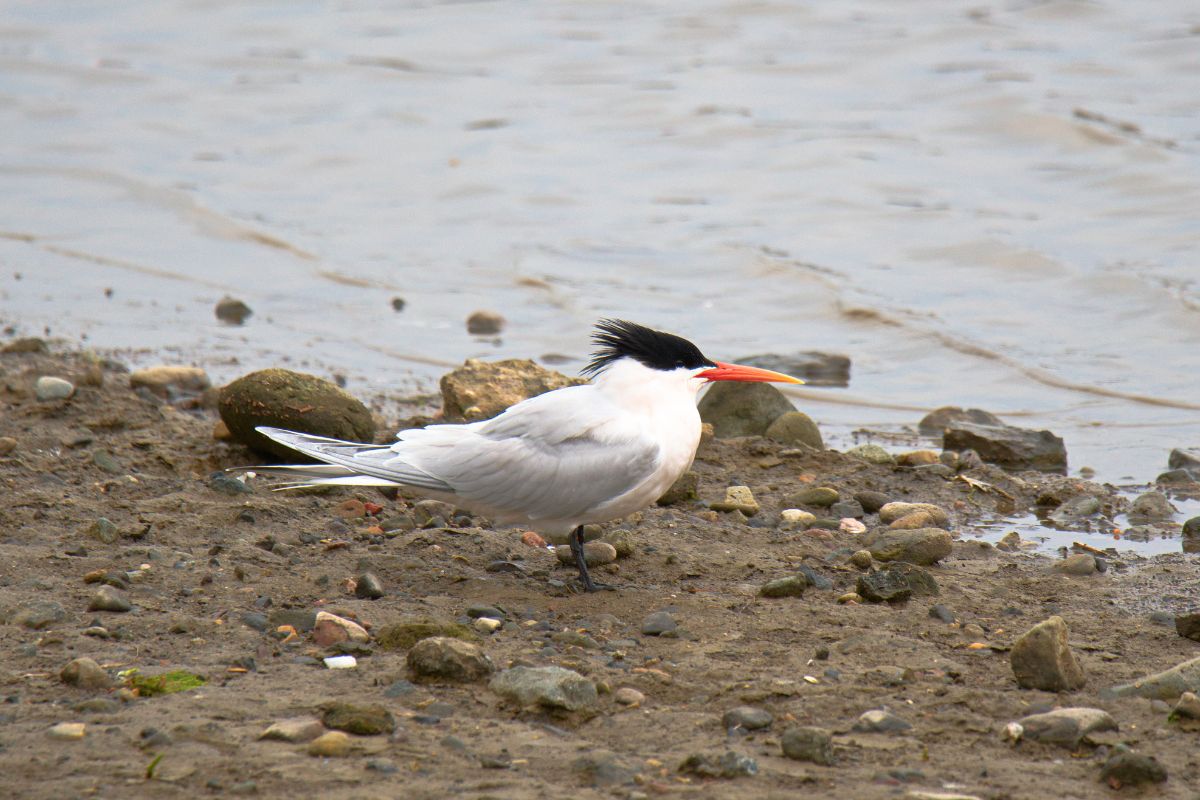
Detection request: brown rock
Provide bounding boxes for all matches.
[312,611,369,647]
[407,636,495,682]
[440,359,584,422]
[130,365,211,398]
[1010,616,1085,691]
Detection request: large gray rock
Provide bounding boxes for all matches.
[1129,491,1175,522]
[918,406,1003,438]
[1103,655,1200,701]
[1017,707,1116,746]
[407,637,495,682]
[943,421,1067,473]
[764,411,823,449]
[862,528,952,566]
[440,359,583,422]
[698,382,793,438]
[490,666,598,711]
[1010,616,1085,691]
[218,368,375,459]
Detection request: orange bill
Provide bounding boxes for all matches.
[697,361,804,384]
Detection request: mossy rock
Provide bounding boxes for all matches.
[124,669,206,697]
[375,620,478,651]
[218,368,375,459]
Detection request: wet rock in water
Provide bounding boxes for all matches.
[845,443,895,465]
[698,382,793,438]
[130,365,211,399]
[440,358,584,422]
[854,490,891,514]
[788,486,840,508]
[678,751,758,779]
[878,502,950,527]
[35,376,75,401]
[320,702,395,735]
[852,709,912,733]
[354,572,385,600]
[1010,616,1085,691]
[1052,553,1098,576]
[215,296,253,325]
[11,599,67,630]
[1100,751,1168,788]
[759,574,810,598]
[764,411,823,449]
[942,421,1067,473]
[657,469,698,505]
[780,726,833,765]
[466,310,505,335]
[779,509,817,529]
[47,722,87,741]
[1171,691,1200,719]
[260,717,324,743]
[710,485,759,515]
[88,585,132,613]
[375,620,476,650]
[1016,707,1116,746]
[1046,495,1103,527]
[554,541,617,567]
[641,611,678,636]
[1104,655,1200,701]
[307,731,351,757]
[1168,447,1200,473]
[407,637,495,682]
[61,657,113,690]
[737,351,850,386]
[862,528,952,566]
[490,666,598,711]
[723,706,773,730]
[1175,613,1200,642]
[614,687,644,706]
[857,564,939,602]
[312,611,369,647]
[918,406,1003,438]
[218,369,375,459]
[1129,491,1175,521]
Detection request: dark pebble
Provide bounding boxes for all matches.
[466,605,506,619]
[209,472,252,495]
[354,572,385,599]
[641,611,678,637]
[1100,751,1167,786]
[796,564,833,590]
[383,680,416,698]
[241,612,269,632]
[854,491,890,513]
[367,758,400,773]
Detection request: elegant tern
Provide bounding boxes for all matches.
[251,319,802,591]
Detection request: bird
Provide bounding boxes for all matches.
[248,319,802,591]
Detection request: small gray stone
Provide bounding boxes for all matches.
[846,443,895,465]
[852,708,911,733]
[60,657,113,690]
[857,569,912,603]
[943,421,1066,473]
[260,717,324,742]
[35,376,75,401]
[466,604,505,620]
[1130,491,1175,521]
[10,600,67,630]
[678,751,758,778]
[490,666,598,711]
[321,703,395,735]
[466,310,505,334]
[572,751,639,787]
[1052,553,1097,576]
[215,296,253,325]
[1010,616,1085,691]
[240,612,269,632]
[829,499,864,519]
[722,706,773,730]
[209,472,252,495]
[759,575,809,598]
[87,518,119,545]
[640,611,678,636]
[88,585,132,613]
[928,604,956,624]
[781,726,833,765]
[764,411,823,449]
[919,406,1003,437]
[796,564,833,590]
[788,486,840,507]
[1017,707,1117,746]
[854,491,890,513]
[1100,751,1167,787]
[354,572,385,599]
[73,698,120,714]
[91,450,122,474]
[407,637,494,682]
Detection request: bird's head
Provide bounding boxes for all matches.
[582,319,804,390]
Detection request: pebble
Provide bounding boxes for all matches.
[789,486,839,507]
[614,687,644,706]
[35,376,75,401]
[928,604,956,624]
[466,310,505,334]
[10,599,67,629]
[353,572,385,599]
[312,611,369,647]
[1171,691,1200,719]
[87,517,119,544]
[47,722,86,740]
[852,708,912,733]
[1173,613,1200,642]
[854,490,890,513]
[260,717,325,742]
[996,531,1022,551]
[839,518,867,534]
[1051,553,1097,576]
[862,528,952,566]
[74,698,120,714]
[1015,707,1116,746]
[878,502,949,526]
[407,637,495,682]
[60,657,112,690]
[473,617,502,634]
[208,472,252,495]
[240,612,269,632]
[0,436,17,456]
[1010,616,1085,691]
[837,592,863,604]
[678,751,758,779]
[130,365,211,398]
[897,449,939,466]
[780,726,833,765]
[88,585,132,612]
[657,470,698,505]
[942,421,1066,472]
[779,509,817,529]
[709,485,760,516]
[848,550,873,569]
[1100,751,1168,787]
[640,611,678,636]
[367,757,400,773]
[722,706,773,730]
[323,655,357,669]
[91,450,122,474]
[554,541,617,567]
[858,564,939,602]
[1104,654,1200,700]
[215,296,253,325]
[490,665,598,711]
[846,443,895,465]
[759,575,809,598]
[321,702,395,735]
[1130,491,1175,521]
[796,564,833,590]
[307,731,351,757]
[764,411,823,449]
[919,406,1002,436]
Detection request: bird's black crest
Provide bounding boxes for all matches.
[582,319,715,378]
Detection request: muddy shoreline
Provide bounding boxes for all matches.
[2,345,1199,799]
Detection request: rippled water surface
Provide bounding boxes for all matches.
[2,0,1199,484]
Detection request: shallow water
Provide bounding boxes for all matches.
[2,0,1199,485]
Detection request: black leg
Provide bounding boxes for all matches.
[569,524,598,592]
